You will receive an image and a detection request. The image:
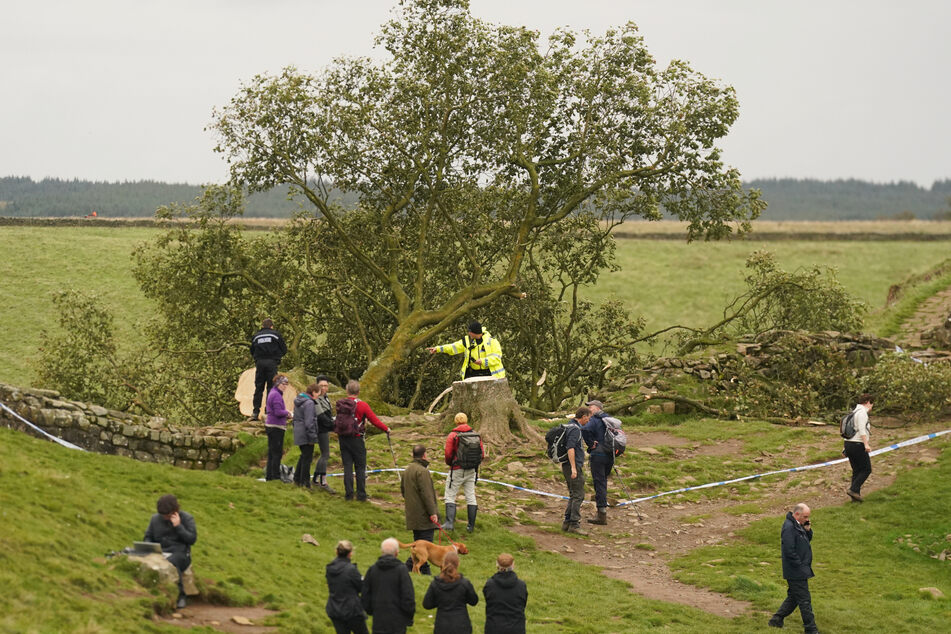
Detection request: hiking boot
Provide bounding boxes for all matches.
[442,503,457,531]
[566,524,588,536]
[176,594,187,609]
[587,510,608,525]
[249,410,260,421]
[466,505,478,533]
[846,489,863,503]
[320,482,337,495]
[561,520,570,532]
[767,616,783,628]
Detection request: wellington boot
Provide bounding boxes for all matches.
[587,510,608,525]
[466,505,478,532]
[442,503,457,531]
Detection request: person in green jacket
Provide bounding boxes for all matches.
[400,445,440,575]
[427,321,505,380]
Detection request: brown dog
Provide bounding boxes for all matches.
[397,539,469,574]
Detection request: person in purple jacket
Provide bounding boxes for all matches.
[264,374,291,481]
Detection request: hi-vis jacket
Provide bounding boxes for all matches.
[433,331,506,380]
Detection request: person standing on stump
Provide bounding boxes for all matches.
[249,318,287,421]
[581,400,613,526]
[143,494,197,609]
[769,503,818,633]
[442,412,484,533]
[400,444,440,575]
[844,394,874,503]
[427,321,505,380]
[561,406,590,536]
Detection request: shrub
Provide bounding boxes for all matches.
[861,353,951,421]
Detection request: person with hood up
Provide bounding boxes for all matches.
[427,321,505,380]
[325,539,369,634]
[292,382,320,489]
[264,375,291,481]
[362,537,416,634]
[422,550,478,634]
[482,553,528,634]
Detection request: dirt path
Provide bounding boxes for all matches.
[492,425,944,619]
[155,604,278,632]
[893,286,951,349]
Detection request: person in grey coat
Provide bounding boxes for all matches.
[769,503,818,633]
[292,383,320,489]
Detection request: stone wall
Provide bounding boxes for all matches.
[0,383,247,469]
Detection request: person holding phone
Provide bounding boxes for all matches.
[769,503,817,633]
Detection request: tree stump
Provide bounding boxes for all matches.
[440,377,540,447]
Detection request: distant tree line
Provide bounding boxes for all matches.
[1,175,949,220]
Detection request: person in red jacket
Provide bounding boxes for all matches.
[442,412,484,532]
[336,380,390,501]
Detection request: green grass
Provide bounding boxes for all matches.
[1,426,759,633]
[670,437,951,633]
[869,267,951,337]
[591,239,951,336]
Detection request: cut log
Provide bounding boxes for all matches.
[441,377,539,447]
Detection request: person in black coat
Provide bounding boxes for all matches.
[422,550,478,634]
[362,538,416,634]
[769,503,818,633]
[326,540,369,634]
[482,553,527,634]
[143,494,197,609]
[249,318,287,420]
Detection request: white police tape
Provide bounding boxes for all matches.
[0,400,85,451]
[331,428,951,506]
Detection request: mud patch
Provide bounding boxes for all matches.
[155,604,279,633]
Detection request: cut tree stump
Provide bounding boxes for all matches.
[441,377,539,447]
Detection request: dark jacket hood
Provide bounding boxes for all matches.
[294,393,313,407]
[430,575,463,591]
[490,570,519,589]
[326,556,352,576]
[374,554,403,570]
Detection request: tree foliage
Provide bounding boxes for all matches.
[861,353,951,422]
[205,0,761,401]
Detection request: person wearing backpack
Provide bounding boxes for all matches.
[427,321,506,380]
[559,406,590,535]
[336,380,391,501]
[843,394,874,503]
[441,412,484,533]
[581,400,614,526]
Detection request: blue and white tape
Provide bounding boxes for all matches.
[0,400,85,451]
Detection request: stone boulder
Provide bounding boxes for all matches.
[128,553,198,596]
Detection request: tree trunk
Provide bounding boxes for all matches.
[441,377,540,447]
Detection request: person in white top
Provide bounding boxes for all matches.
[844,394,874,502]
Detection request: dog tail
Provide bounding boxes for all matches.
[396,541,415,549]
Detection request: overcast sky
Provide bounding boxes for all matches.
[2,0,948,186]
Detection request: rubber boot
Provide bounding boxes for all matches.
[587,510,608,525]
[442,503,457,531]
[466,505,478,533]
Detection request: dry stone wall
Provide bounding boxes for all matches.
[0,383,246,469]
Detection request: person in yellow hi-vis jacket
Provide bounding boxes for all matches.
[427,321,506,380]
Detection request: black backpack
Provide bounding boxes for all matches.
[453,431,483,470]
[545,423,573,464]
[840,411,857,439]
[334,398,363,437]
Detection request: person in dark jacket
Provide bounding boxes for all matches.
[580,400,613,526]
[143,494,197,609]
[337,380,391,501]
[769,503,818,633]
[401,445,440,574]
[561,407,590,535]
[292,383,320,489]
[422,550,478,634]
[264,375,291,481]
[362,538,416,634]
[311,375,337,492]
[250,318,287,420]
[326,540,369,634]
[482,553,527,634]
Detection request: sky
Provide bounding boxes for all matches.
[2,0,949,187]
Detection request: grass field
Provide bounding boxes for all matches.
[3,225,951,385]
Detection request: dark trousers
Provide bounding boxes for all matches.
[252,360,279,413]
[406,528,434,575]
[331,616,369,634]
[265,426,285,481]
[773,578,817,632]
[294,444,314,487]
[167,551,190,598]
[561,462,585,525]
[589,456,613,511]
[339,435,367,500]
[313,431,331,480]
[844,441,871,494]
